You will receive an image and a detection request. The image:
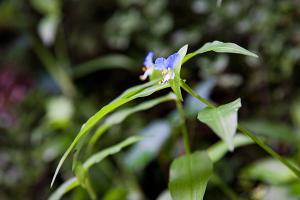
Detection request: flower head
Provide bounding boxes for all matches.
[140,51,181,84]
[140,52,155,80]
[154,53,181,84]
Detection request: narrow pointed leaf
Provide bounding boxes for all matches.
[49,136,140,200]
[197,98,241,151]
[50,81,168,187]
[169,151,213,200]
[183,41,258,63]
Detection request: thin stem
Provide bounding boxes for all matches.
[180,80,300,178]
[176,99,191,154]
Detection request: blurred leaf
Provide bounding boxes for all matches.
[103,188,127,200]
[74,162,96,200]
[46,96,74,128]
[72,55,136,78]
[170,44,188,101]
[38,15,60,46]
[183,41,258,63]
[208,134,253,163]
[242,119,298,144]
[242,158,298,184]
[261,186,298,200]
[197,98,241,151]
[157,190,172,200]
[124,120,171,171]
[49,177,79,200]
[169,151,213,200]
[49,136,140,200]
[30,0,60,14]
[184,78,217,116]
[291,99,300,129]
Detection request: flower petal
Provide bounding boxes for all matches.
[155,57,169,70]
[167,53,181,69]
[144,52,154,67]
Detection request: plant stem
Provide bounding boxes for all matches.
[176,99,191,154]
[180,80,300,178]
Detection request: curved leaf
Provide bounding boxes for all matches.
[49,136,140,200]
[183,41,258,64]
[50,81,168,187]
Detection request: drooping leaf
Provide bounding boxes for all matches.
[49,136,140,200]
[183,41,258,64]
[50,81,168,187]
[169,151,213,200]
[197,98,241,151]
[170,44,188,101]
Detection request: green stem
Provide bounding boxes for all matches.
[180,80,300,178]
[176,99,191,154]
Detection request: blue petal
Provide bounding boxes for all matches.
[167,53,181,69]
[144,52,154,67]
[154,57,169,70]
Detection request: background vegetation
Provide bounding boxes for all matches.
[0,0,300,199]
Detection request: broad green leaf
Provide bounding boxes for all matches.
[241,158,298,184]
[51,81,168,187]
[183,41,258,64]
[207,134,253,163]
[49,136,140,200]
[88,93,176,150]
[169,151,213,200]
[197,98,241,151]
[72,54,135,78]
[170,44,188,101]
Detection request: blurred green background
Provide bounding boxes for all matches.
[1,0,300,199]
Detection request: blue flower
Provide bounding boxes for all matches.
[154,53,180,71]
[140,52,181,83]
[154,53,181,83]
[140,52,155,80]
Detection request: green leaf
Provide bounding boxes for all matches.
[88,93,176,151]
[72,54,135,78]
[50,81,168,187]
[74,162,96,200]
[84,136,141,169]
[49,136,140,200]
[207,134,253,163]
[170,44,188,101]
[183,41,258,64]
[169,151,213,200]
[242,158,298,184]
[49,178,79,200]
[197,98,241,151]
